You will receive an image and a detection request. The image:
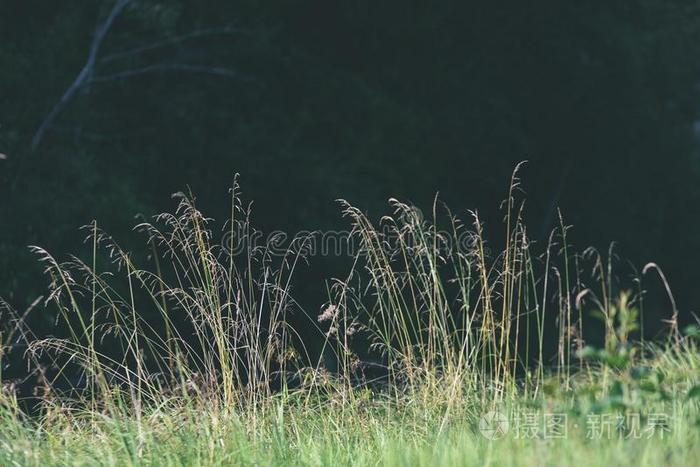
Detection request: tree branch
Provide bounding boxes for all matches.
[100,26,248,63]
[90,63,245,82]
[31,0,130,151]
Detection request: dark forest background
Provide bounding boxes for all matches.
[2,0,700,338]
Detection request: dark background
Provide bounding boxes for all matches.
[2,0,699,337]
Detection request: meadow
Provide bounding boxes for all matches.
[1,168,698,466]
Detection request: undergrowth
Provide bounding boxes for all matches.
[0,166,698,466]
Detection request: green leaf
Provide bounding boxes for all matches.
[577,346,600,360]
[639,381,658,393]
[630,366,651,380]
[684,325,700,339]
[609,380,625,397]
[687,385,700,399]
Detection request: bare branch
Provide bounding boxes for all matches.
[31,0,130,151]
[90,63,244,82]
[100,26,248,63]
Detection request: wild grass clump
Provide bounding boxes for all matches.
[0,166,698,465]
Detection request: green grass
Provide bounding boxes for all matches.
[1,168,699,466]
[0,346,698,466]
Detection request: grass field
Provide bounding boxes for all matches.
[0,343,698,466]
[1,169,698,466]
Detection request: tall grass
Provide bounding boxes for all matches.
[0,167,698,465]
